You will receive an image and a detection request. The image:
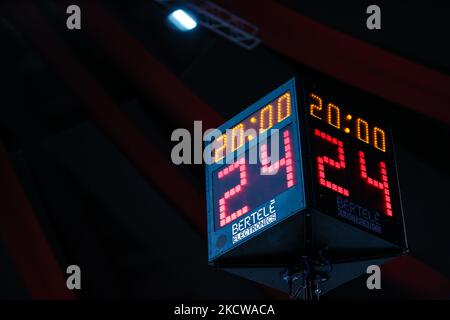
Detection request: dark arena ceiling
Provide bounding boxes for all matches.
[0,0,449,301]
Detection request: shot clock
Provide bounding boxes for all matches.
[305,89,407,248]
[205,79,307,261]
[205,78,407,280]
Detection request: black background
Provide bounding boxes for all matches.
[0,0,449,300]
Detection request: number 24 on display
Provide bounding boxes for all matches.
[314,128,393,217]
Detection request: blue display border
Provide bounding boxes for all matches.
[205,78,306,262]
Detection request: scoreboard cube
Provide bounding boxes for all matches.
[204,78,408,294]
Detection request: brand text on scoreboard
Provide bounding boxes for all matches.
[231,199,277,244]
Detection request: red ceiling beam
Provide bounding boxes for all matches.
[383,254,450,299]
[58,1,450,299]
[2,1,205,233]
[216,0,450,125]
[5,0,285,300]
[7,0,449,299]
[63,0,223,130]
[0,144,74,299]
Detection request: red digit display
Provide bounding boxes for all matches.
[314,129,349,197]
[213,125,299,230]
[358,151,393,217]
[312,128,394,218]
[217,158,249,227]
[261,130,295,188]
[307,88,404,242]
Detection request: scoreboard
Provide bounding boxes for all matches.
[205,80,306,260]
[306,89,406,246]
[205,78,407,270]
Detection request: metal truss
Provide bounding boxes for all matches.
[154,0,261,50]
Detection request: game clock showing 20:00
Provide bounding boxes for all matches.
[205,78,405,261]
[205,80,306,260]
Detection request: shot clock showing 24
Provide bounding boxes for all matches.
[205,78,408,282]
[305,87,407,245]
[205,80,307,260]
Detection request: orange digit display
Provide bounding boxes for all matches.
[307,88,403,239]
[211,91,294,163]
[373,127,386,152]
[277,92,292,122]
[231,124,244,151]
[260,104,273,133]
[308,95,387,152]
[356,118,369,144]
[327,103,341,129]
[310,93,322,120]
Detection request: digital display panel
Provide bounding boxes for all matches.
[206,79,306,261]
[211,92,292,164]
[212,125,297,229]
[206,78,406,262]
[305,90,405,245]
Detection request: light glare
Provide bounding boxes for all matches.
[168,9,197,31]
